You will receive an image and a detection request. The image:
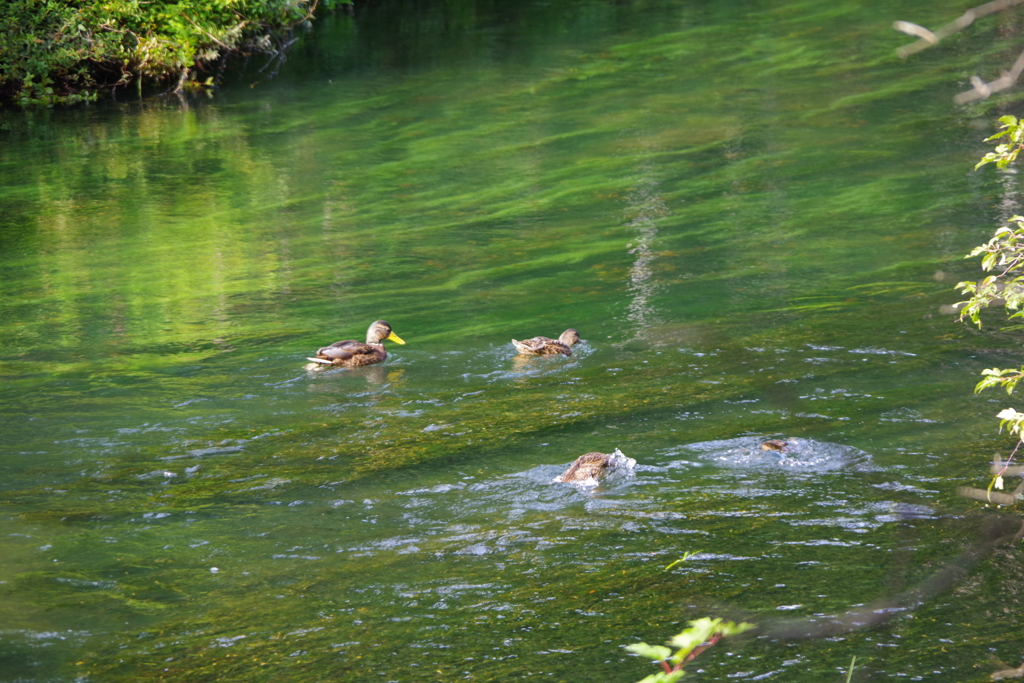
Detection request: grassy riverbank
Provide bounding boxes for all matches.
[0,0,347,106]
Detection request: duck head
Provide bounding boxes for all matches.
[367,320,406,345]
[606,448,636,472]
[558,328,582,347]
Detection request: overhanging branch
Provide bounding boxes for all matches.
[894,0,1024,102]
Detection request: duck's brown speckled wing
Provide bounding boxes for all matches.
[315,340,387,367]
[556,452,609,482]
[512,336,572,356]
[535,338,570,355]
[316,340,363,361]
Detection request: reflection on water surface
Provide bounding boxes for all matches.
[2,0,1024,680]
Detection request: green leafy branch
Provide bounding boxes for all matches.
[975,368,1024,397]
[625,618,755,683]
[976,115,1024,171]
[956,219,1024,328]
[957,117,1024,496]
[997,408,1024,441]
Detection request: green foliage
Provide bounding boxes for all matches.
[997,407,1024,441]
[16,74,96,107]
[956,218,1024,329]
[0,0,346,105]
[976,116,1024,170]
[956,130,1024,419]
[626,618,755,683]
[975,368,1024,396]
[961,118,1024,485]
[627,643,674,662]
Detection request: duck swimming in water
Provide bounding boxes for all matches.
[760,439,790,453]
[512,328,581,356]
[555,448,635,486]
[307,320,406,368]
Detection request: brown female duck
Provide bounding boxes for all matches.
[307,320,406,368]
[555,448,635,486]
[760,439,790,453]
[511,328,581,356]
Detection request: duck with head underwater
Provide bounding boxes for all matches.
[555,448,635,486]
[307,320,406,367]
[760,439,790,453]
[511,328,581,356]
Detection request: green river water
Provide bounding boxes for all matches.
[3,0,1024,680]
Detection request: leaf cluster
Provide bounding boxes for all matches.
[975,368,1024,397]
[955,195,1024,404]
[625,618,755,683]
[956,218,1024,329]
[960,117,1024,327]
[975,115,1024,171]
[960,118,1024,489]
[997,407,1024,440]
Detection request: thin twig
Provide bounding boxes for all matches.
[684,633,721,662]
[992,441,1024,477]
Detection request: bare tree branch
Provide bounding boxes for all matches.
[957,485,1020,505]
[895,0,1024,57]
[955,47,1024,103]
[894,0,1024,102]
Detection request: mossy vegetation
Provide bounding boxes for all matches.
[0,0,349,106]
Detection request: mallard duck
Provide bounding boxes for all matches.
[760,439,789,453]
[555,448,636,485]
[307,320,406,368]
[512,328,581,356]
